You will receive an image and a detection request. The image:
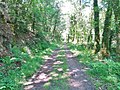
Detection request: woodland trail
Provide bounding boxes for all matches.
[24,44,95,90]
[64,45,95,90]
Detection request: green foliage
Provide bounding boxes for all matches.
[68,43,86,51]
[5,0,63,47]
[89,60,120,90]
[0,42,58,90]
[69,43,120,90]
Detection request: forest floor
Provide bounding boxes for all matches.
[24,44,95,90]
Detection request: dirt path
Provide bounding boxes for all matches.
[64,45,95,90]
[24,44,95,90]
[24,49,60,90]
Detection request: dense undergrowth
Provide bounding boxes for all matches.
[68,43,120,90]
[0,42,58,90]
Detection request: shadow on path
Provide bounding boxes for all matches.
[64,44,95,90]
[24,44,95,90]
[24,49,60,90]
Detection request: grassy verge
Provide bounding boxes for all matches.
[68,43,120,90]
[44,49,69,90]
[0,42,58,90]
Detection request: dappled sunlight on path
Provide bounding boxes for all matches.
[65,45,95,90]
[24,47,69,90]
[24,50,59,90]
[24,44,95,90]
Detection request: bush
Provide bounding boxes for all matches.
[88,59,120,90]
[0,42,58,90]
[69,43,120,90]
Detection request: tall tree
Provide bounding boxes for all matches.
[93,0,100,54]
[102,1,112,57]
[112,0,120,55]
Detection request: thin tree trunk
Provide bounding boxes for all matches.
[94,0,100,54]
[32,14,35,31]
[87,29,92,43]
[67,34,70,43]
[109,30,114,52]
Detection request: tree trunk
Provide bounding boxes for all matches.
[67,34,70,43]
[0,2,12,57]
[112,0,120,55]
[93,0,100,54]
[32,14,35,31]
[102,1,112,57]
[109,30,114,52]
[87,29,92,44]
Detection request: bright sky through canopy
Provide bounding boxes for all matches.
[58,0,92,41]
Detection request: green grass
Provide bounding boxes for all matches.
[68,43,120,90]
[0,42,58,90]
